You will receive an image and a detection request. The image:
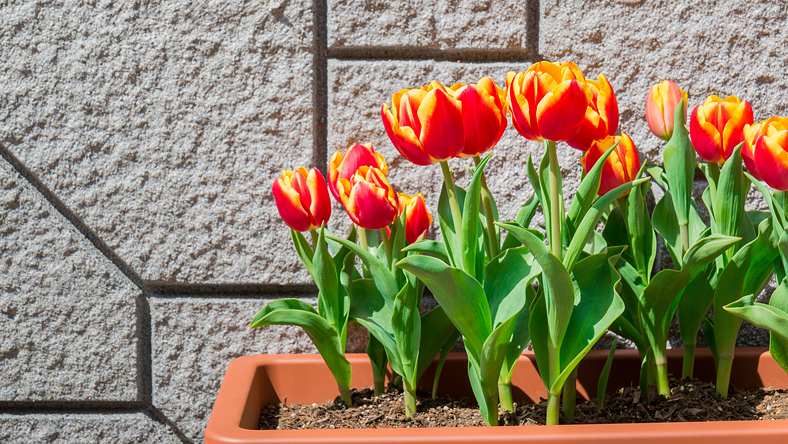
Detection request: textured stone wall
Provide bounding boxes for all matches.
[1,0,785,442]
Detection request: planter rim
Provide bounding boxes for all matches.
[205,348,788,444]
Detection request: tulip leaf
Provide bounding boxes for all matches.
[402,240,450,263]
[767,279,788,373]
[677,264,717,350]
[396,255,492,353]
[748,174,787,240]
[416,306,457,380]
[647,166,669,192]
[663,98,694,227]
[702,317,719,370]
[526,154,544,219]
[462,153,492,278]
[348,278,404,376]
[467,360,492,424]
[251,299,351,389]
[501,193,539,251]
[480,308,522,397]
[566,141,619,236]
[392,283,421,382]
[597,336,618,411]
[327,234,398,303]
[314,227,347,337]
[652,193,706,268]
[714,144,746,255]
[724,292,788,357]
[290,229,316,281]
[365,334,388,390]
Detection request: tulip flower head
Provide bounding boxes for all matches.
[445,77,507,158]
[396,192,433,244]
[645,80,688,141]
[328,143,388,202]
[753,117,788,191]
[272,167,332,232]
[381,81,465,166]
[580,132,642,196]
[566,74,619,151]
[742,118,787,181]
[336,166,399,230]
[505,61,592,142]
[690,95,754,164]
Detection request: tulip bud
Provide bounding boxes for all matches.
[753,118,788,191]
[445,77,507,158]
[566,74,619,151]
[328,143,388,202]
[272,167,332,232]
[645,80,688,141]
[381,81,465,166]
[396,193,433,244]
[336,166,399,230]
[506,61,592,142]
[580,133,642,196]
[689,95,754,164]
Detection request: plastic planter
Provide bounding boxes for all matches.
[205,348,788,443]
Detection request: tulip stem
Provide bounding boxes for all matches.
[546,140,563,259]
[379,228,393,268]
[473,155,499,259]
[562,369,577,423]
[309,229,319,250]
[440,160,465,269]
[357,225,369,252]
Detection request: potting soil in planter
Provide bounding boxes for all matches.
[258,378,788,429]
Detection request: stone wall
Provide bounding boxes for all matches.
[1,0,785,442]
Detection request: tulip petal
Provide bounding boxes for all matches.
[272,178,312,232]
[347,181,398,230]
[755,131,788,191]
[306,168,331,228]
[382,104,435,166]
[690,105,725,163]
[456,83,505,157]
[399,89,427,136]
[536,80,590,142]
[596,74,619,136]
[417,88,465,161]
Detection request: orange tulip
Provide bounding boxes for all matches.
[742,118,788,181]
[580,133,642,197]
[272,167,332,232]
[645,80,688,141]
[396,193,433,244]
[505,61,592,142]
[328,143,388,202]
[381,81,464,166]
[689,95,753,164]
[445,77,507,158]
[753,118,788,191]
[566,74,619,151]
[336,166,399,230]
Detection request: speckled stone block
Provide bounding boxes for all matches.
[0,160,140,402]
[0,413,180,444]
[0,0,315,284]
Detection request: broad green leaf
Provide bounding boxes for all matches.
[702,317,719,370]
[290,229,316,280]
[621,176,657,281]
[314,227,344,334]
[403,240,450,263]
[397,255,492,352]
[480,310,522,398]
[392,284,421,383]
[250,299,351,389]
[597,336,618,411]
[639,350,652,405]
[462,153,492,278]
[748,175,787,238]
[497,223,574,350]
[501,194,539,250]
[768,279,788,373]
[677,264,716,349]
[366,334,388,389]
[724,294,788,346]
[328,234,398,302]
[416,307,457,380]
[663,98,694,227]
[611,315,648,354]
[566,141,619,236]
[503,283,535,380]
[714,145,745,256]
[651,193,709,268]
[647,166,669,192]
[467,361,493,425]
[602,206,633,264]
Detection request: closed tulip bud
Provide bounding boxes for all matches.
[328,143,388,202]
[445,77,507,158]
[645,80,688,141]
[753,118,788,191]
[690,95,754,164]
[396,193,433,244]
[272,167,332,232]
[581,132,642,197]
[506,61,592,142]
[566,74,619,151]
[381,81,464,166]
[336,166,399,230]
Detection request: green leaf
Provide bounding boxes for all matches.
[566,140,619,236]
[526,154,544,217]
[396,255,492,353]
[328,234,398,302]
[416,307,457,380]
[724,293,788,346]
[366,334,388,389]
[647,166,669,191]
[597,336,617,411]
[677,264,716,349]
[768,279,788,373]
[290,229,316,280]
[480,310,522,397]
[314,227,344,334]
[702,317,719,370]
[714,144,745,251]
[501,194,539,251]
[403,240,450,263]
[392,284,421,383]
[467,360,492,424]
[250,299,351,389]
[461,153,492,278]
[663,98,695,227]
[640,350,652,405]
[621,178,657,281]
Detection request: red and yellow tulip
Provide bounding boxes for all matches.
[753,117,788,191]
[272,167,332,232]
[336,166,399,230]
[742,118,787,181]
[505,61,592,142]
[381,81,464,166]
[396,193,433,244]
[328,143,388,202]
[645,80,688,141]
[580,133,642,196]
[689,95,753,164]
[445,77,507,158]
[566,74,619,151]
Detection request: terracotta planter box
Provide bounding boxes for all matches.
[205,348,788,443]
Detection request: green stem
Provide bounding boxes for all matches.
[404,385,418,418]
[440,160,465,269]
[483,391,500,426]
[379,228,392,268]
[679,223,690,260]
[373,373,385,397]
[546,392,561,426]
[309,229,319,249]
[562,369,577,423]
[716,356,734,398]
[708,162,721,189]
[338,384,353,407]
[682,344,695,379]
[546,342,562,425]
[473,155,499,259]
[654,353,670,397]
[547,140,563,259]
[358,225,369,252]
[498,380,514,413]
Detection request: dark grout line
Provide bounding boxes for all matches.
[312,0,328,176]
[0,142,148,293]
[527,0,541,59]
[327,46,533,62]
[138,291,153,406]
[0,401,146,414]
[145,406,194,444]
[145,281,318,297]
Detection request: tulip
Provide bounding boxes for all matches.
[580,133,642,196]
[272,167,332,232]
[743,117,788,181]
[336,166,399,230]
[396,193,433,244]
[753,118,788,191]
[381,81,464,166]
[690,95,754,164]
[505,61,592,142]
[645,80,688,141]
[328,143,388,202]
[566,74,619,151]
[445,77,507,158]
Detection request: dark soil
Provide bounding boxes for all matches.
[258,378,788,430]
